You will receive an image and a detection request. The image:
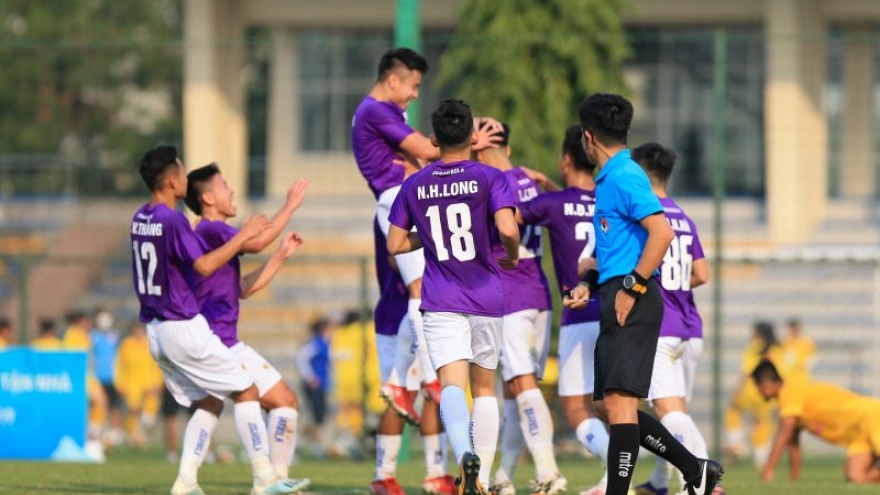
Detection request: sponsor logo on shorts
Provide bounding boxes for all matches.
[618,451,634,478]
[248,422,263,450]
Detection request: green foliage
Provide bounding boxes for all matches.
[436,0,631,173]
[0,0,183,195]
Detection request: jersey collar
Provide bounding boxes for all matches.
[595,148,631,184]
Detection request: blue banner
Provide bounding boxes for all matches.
[0,348,88,460]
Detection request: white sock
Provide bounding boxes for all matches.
[423,433,446,478]
[178,408,218,485]
[494,399,524,484]
[375,434,402,480]
[649,452,671,490]
[686,414,709,458]
[410,299,438,383]
[660,411,693,488]
[516,389,559,481]
[471,396,500,487]
[387,314,415,387]
[267,407,298,478]
[234,401,275,487]
[576,418,609,463]
[440,386,472,464]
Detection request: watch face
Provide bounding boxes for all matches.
[623,276,634,289]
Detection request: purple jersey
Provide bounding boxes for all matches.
[373,218,408,336]
[518,188,601,325]
[130,203,204,322]
[352,96,416,198]
[193,220,242,347]
[657,197,705,339]
[494,168,551,313]
[389,160,515,316]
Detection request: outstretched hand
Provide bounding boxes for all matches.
[285,179,310,212]
[278,231,303,258]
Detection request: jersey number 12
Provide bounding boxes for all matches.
[426,203,476,262]
[133,240,162,296]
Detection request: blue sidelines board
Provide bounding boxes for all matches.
[0,348,88,460]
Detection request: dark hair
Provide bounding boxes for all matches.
[431,99,474,148]
[138,145,180,192]
[39,318,56,335]
[562,124,593,172]
[632,142,677,182]
[0,316,10,330]
[185,163,221,215]
[377,48,429,81]
[65,310,86,325]
[751,359,783,385]
[754,321,779,356]
[787,317,801,328]
[478,121,510,147]
[578,93,633,146]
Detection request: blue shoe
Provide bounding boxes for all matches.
[251,477,311,495]
[634,482,668,495]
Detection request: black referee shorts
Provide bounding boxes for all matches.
[593,276,663,401]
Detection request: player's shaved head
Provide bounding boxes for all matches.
[431,99,474,149]
[184,163,220,216]
[377,47,428,82]
[139,145,180,192]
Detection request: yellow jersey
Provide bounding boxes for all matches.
[778,377,876,447]
[31,335,63,350]
[741,341,787,377]
[62,325,91,351]
[0,336,9,349]
[114,336,164,392]
[781,335,816,381]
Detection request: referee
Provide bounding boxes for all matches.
[564,93,722,495]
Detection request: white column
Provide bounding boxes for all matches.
[266,28,300,197]
[841,28,873,198]
[184,0,247,202]
[764,0,827,244]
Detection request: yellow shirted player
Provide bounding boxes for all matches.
[31,318,63,349]
[63,311,108,460]
[0,317,12,349]
[780,318,815,382]
[753,359,880,484]
[115,322,164,446]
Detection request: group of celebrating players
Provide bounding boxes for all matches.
[351,48,723,495]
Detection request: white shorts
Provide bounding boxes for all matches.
[375,317,422,391]
[377,185,425,287]
[557,321,600,397]
[500,309,552,382]
[647,336,688,401]
[147,315,254,408]
[232,342,283,397]
[423,311,502,370]
[682,338,703,402]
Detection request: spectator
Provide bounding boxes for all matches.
[0,316,12,349]
[115,321,164,448]
[31,318,62,349]
[62,309,107,462]
[91,308,124,448]
[297,316,334,456]
[781,318,816,381]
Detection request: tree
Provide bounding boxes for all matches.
[0,0,183,196]
[436,0,631,172]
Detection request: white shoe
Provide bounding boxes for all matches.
[251,477,311,495]
[490,480,516,495]
[170,477,206,495]
[531,473,568,495]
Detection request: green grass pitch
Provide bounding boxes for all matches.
[0,449,873,495]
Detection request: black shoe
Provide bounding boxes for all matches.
[455,452,484,495]
[683,459,724,495]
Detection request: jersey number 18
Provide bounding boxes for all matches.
[426,203,476,262]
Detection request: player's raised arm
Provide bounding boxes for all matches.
[193,214,271,276]
[398,131,440,164]
[241,179,310,253]
[240,231,303,299]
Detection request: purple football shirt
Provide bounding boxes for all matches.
[388,160,515,316]
[373,217,408,336]
[193,220,242,347]
[518,188,601,325]
[131,203,204,322]
[657,197,705,339]
[352,96,416,198]
[494,168,551,313]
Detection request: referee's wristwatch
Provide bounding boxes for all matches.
[622,272,648,296]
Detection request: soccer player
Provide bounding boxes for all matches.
[564,94,722,495]
[131,145,302,495]
[476,123,565,495]
[752,359,880,484]
[629,143,715,495]
[184,163,310,487]
[780,318,815,381]
[515,125,611,495]
[387,98,520,495]
[353,48,495,495]
[114,321,165,447]
[0,317,12,348]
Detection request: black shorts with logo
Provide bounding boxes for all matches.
[593,276,663,401]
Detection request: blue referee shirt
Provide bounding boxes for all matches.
[593,149,664,285]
